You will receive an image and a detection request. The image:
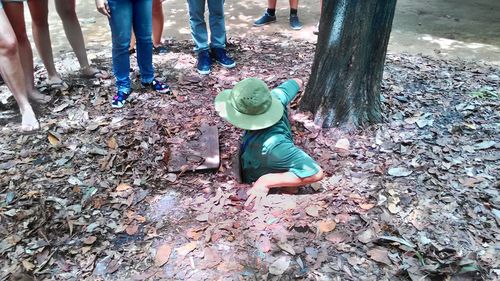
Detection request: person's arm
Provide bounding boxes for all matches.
[245,169,324,207]
[256,169,323,188]
[95,0,111,18]
[272,78,304,105]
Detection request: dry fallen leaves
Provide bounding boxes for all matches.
[367,248,392,265]
[335,138,350,151]
[269,256,290,275]
[83,236,97,245]
[176,242,197,256]
[125,223,139,235]
[388,167,413,177]
[107,136,118,149]
[318,220,337,234]
[359,203,375,210]
[357,229,375,244]
[326,232,348,244]
[47,132,60,145]
[0,38,497,281]
[154,243,172,267]
[116,183,132,192]
[305,205,320,217]
[277,242,296,255]
[195,213,209,222]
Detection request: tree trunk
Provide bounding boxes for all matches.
[300,0,397,128]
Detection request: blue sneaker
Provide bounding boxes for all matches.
[112,91,131,108]
[197,50,211,75]
[211,48,236,69]
[290,14,303,30]
[141,78,171,94]
[254,12,277,26]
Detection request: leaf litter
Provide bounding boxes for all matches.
[0,36,498,280]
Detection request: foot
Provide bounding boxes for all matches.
[196,50,212,75]
[153,45,169,54]
[211,48,236,69]
[290,14,303,30]
[46,76,69,91]
[111,91,131,108]
[141,78,171,94]
[81,66,110,79]
[21,107,40,132]
[254,12,277,27]
[313,23,319,35]
[29,89,51,104]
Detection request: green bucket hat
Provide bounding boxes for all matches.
[215,78,284,130]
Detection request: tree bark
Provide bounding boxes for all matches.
[300,0,397,128]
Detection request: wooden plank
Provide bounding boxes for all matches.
[167,125,220,173]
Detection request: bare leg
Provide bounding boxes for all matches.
[0,9,39,130]
[55,0,108,78]
[130,30,136,51]
[3,2,50,104]
[314,0,321,34]
[289,0,299,9]
[28,0,64,85]
[268,0,277,9]
[152,0,164,47]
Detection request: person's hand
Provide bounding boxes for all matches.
[293,78,304,91]
[96,0,111,18]
[244,184,269,209]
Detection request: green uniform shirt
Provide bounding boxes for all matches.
[240,80,321,184]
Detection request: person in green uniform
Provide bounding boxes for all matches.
[215,77,324,207]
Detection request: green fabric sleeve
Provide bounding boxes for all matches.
[271,80,300,106]
[266,141,321,179]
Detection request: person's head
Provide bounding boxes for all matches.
[215,78,284,130]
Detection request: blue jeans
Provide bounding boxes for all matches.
[187,0,226,52]
[108,0,154,93]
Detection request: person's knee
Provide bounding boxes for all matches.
[309,168,324,183]
[31,15,49,27]
[209,8,224,18]
[189,12,205,23]
[56,4,77,20]
[0,37,19,57]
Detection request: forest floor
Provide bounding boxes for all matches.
[0,37,499,280]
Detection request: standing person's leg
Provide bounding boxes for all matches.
[0,6,39,130]
[54,0,108,78]
[132,0,153,84]
[187,0,209,52]
[130,30,136,53]
[268,0,277,9]
[107,0,133,94]
[207,0,235,68]
[3,1,50,104]
[254,0,277,26]
[28,0,67,88]
[133,0,169,93]
[187,0,211,74]
[152,0,164,48]
[289,0,302,30]
[314,0,322,35]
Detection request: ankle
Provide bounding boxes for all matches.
[290,8,298,16]
[19,103,34,115]
[48,75,63,83]
[266,8,276,16]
